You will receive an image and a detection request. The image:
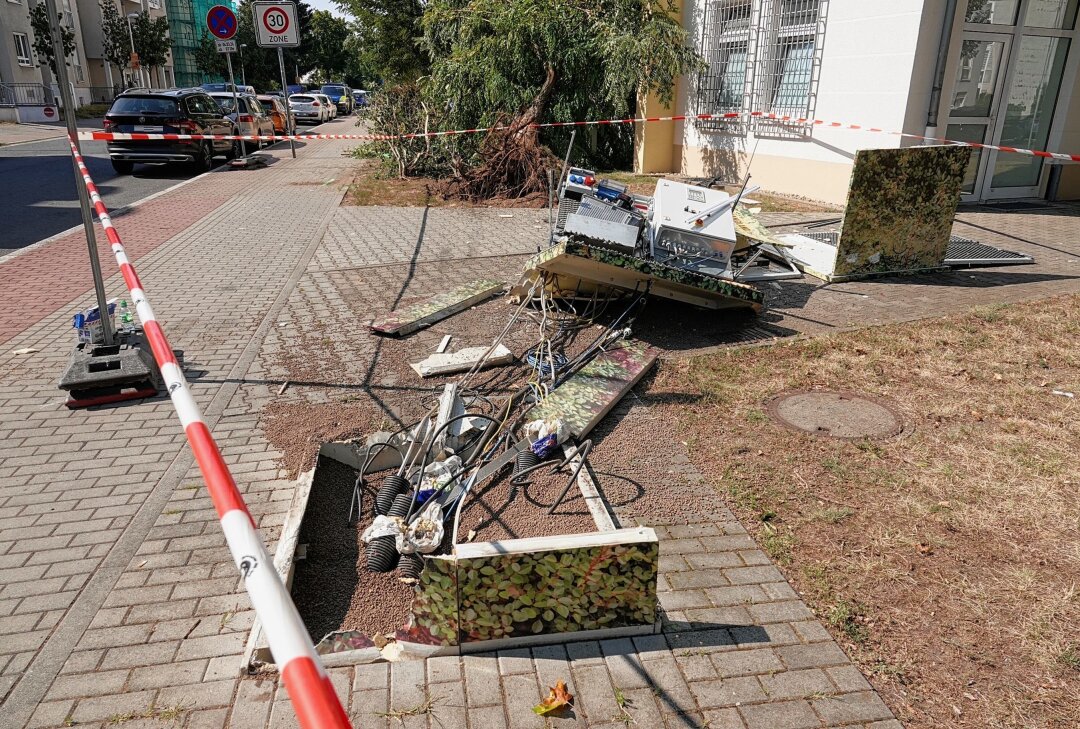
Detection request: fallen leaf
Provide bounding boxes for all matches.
[917,542,934,556]
[533,680,573,715]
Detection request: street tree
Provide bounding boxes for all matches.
[27,2,77,75]
[130,11,171,81]
[99,1,131,88]
[304,10,350,82]
[333,0,426,83]
[419,0,700,199]
[193,32,228,79]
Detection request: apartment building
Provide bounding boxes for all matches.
[75,0,174,97]
[1,0,93,107]
[635,0,1080,203]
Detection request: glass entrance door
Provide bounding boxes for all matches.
[946,0,1079,201]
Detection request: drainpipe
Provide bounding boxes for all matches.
[925,0,960,142]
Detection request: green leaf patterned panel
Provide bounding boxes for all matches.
[834,145,971,278]
[370,279,504,335]
[524,340,657,438]
[455,542,659,643]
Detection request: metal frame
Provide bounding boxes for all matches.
[947,0,1080,201]
[695,0,829,138]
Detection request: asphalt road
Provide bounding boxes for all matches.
[0,117,346,257]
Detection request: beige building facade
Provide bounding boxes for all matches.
[636,0,1080,204]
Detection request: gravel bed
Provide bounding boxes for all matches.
[290,456,415,641]
[456,462,599,543]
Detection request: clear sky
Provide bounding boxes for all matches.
[304,0,350,19]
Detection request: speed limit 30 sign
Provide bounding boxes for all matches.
[252,1,300,47]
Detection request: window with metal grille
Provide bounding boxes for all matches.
[696,0,828,136]
[698,0,754,128]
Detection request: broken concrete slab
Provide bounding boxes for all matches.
[524,340,657,439]
[369,279,505,336]
[410,344,514,378]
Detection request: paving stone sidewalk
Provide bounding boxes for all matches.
[2,141,1078,728]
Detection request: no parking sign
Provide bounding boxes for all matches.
[253,1,300,47]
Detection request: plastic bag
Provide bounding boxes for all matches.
[420,455,461,491]
[397,500,444,555]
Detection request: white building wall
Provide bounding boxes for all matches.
[678,0,938,203]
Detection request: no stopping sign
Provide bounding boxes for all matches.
[252,1,300,47]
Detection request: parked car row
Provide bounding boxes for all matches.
[101,82,371,175]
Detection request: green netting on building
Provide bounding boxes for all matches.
[167,0,235,87]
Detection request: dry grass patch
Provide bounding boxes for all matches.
[661,294,1079,729]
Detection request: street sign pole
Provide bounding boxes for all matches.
[224,52,246,158]
[43,0,114,345]
[277,47,295,158]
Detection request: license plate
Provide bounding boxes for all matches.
[134,125,162,133]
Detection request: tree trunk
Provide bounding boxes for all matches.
[513,65,556,135]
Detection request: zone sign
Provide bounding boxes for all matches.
[253,1,300,47]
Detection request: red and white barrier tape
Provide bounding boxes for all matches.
[77,110,1080,162]
[65,134,352,729]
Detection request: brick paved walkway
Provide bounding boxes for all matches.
[2,139,1078,728]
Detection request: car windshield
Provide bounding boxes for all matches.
[291,95,315,103]
[212,96,239,113]
[321,86,345,96]
[109,97,179,115]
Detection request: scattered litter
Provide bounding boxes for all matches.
[12,347,38,355]
[1051,390,1074,398]
[277,381,289,396]
[533,680,573,715]
[498,213,514,218]
[410,344,513,378]
[436,335,452,353]
[466,529,477,543]
[136,560,147,568]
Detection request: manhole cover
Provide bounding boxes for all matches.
[766,390,903,439]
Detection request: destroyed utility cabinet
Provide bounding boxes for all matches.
[246,343,663,668]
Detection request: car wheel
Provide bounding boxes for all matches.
[111,160,134,175]
[190,142,212,173]
[226,138,241,160]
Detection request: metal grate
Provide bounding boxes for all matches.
[697,0,755,132]
[751,0,828,138]
[944,237,1034,266]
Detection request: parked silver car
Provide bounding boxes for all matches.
[208,93,276,143]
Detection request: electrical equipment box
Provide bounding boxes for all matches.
[650,180,738,268]
[562,167,598,200]
[564,197,645,253]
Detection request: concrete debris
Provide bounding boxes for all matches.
[410,344,514,378]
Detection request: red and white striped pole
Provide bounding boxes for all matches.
[65,135,352,729]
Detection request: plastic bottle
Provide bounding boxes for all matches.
[119,299,134,331]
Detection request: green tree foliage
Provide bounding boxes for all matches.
[28,2,77,74]
[99,1,130,81]
[130,11,171,76]
[333,0,427,83]
[388,0,701,196]
[304,10,350,81]
[422,0,699,131]
[193,32,228,79]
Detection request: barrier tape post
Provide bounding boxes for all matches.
[76,110,1080,163]
[63,137,352,729]
[45,0,115,347]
